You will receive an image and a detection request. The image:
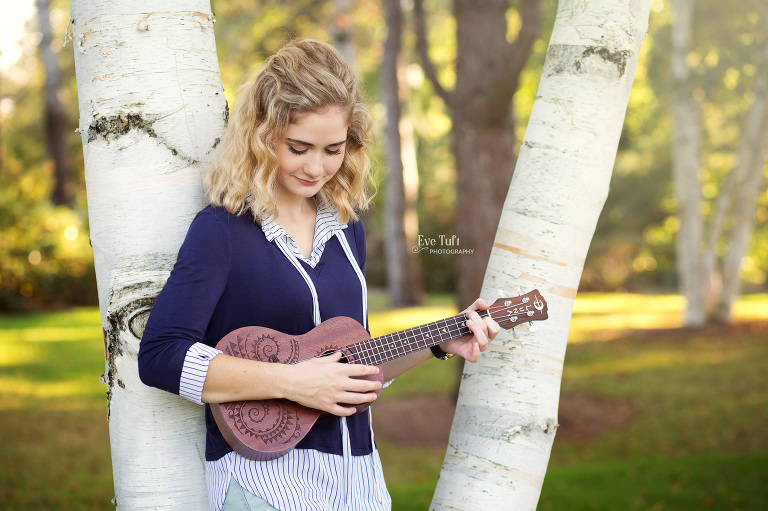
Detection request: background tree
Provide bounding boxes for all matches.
[383,0,423,306]
[414,0,542,309]
[431,0,653,508]
[69,0,226,508]
[36,0,72,206]
[671,0,768,325]
[670,0,705,325]
[712,13,768,322]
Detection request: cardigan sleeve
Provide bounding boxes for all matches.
[138,208,232,397]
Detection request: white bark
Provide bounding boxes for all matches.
[715,42,768,321]
[431,1,652,509]
[670,0,707,325]
[70,1,226,508]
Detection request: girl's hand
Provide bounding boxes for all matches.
[284,352,382,416]
[440,298,500,363]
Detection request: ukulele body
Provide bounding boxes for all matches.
[210,316,382,461]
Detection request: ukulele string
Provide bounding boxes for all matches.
[296,300,533,365]
[351,299,534,365]
[353,314,472,365]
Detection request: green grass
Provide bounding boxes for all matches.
[1,294,767,510]
[0,308,112,510]
[539,454,768,511]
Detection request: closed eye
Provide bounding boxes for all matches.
[288,146,308,155]
[325,148,343,156]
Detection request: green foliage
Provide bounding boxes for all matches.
[582,1,768,292]
[3,0,768,312]
[0,1,95,311]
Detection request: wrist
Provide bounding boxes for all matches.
[430,344,454,360]
[272,363,293,401]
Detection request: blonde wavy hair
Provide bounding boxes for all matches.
[205,38,375,224]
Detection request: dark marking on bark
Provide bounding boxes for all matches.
[88,113,196,163]
[544,44,633,78]
[103,292,157,418]
[87,114,157,142]
[224,100,229,124]
[580,46,631,76]
[212,137,221,149]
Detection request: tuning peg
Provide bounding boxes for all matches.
[527,322,536,333]
[511,327,518,339]
[497,289,507,297]
[515,286,524,296]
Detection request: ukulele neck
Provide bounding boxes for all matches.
[346,310,489,366]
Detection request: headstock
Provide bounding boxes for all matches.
[486,289,548,330]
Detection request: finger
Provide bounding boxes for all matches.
[485,316,501,339]
[463,297,487,313]
[340,390,379,406]
[328,404,359,417]
[466,311,489,337]
[342,363,381,377]
[345,377,383,393]
[314,351,344,363]
[465,342,480,363]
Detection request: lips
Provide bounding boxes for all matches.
[295,177,320,186]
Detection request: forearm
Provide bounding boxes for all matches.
[201,351,383,416]
[201,354,290,404]
[381,348,433,381]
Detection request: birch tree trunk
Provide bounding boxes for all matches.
[431,1,652,509]
[383,0,422,306]
[713,20,768,321]
[331,0,356,64]
[69,1,226,508]
[670,0,707,326]
[674,3,768,325]
[37,0,73,205]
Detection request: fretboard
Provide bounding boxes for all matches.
[347,310,490,365]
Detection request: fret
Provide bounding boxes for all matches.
[348,313,470,366]
[344,304,518,367]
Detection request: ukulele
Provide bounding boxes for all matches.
[211,290,548,461]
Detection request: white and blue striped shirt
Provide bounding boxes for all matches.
[178,201,390,511]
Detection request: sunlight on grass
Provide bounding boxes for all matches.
[1,326,103,343]
[0,310,106,410]
[568,293,684,342]
[732,293,768,320]
[1,294,767,510]
[564,345,747,379]
[0,376,103,408]
[568,293,768,343]
[369,305,457,338]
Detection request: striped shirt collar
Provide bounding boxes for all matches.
[260,200,347,267]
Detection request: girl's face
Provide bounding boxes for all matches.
[275,106,348,203]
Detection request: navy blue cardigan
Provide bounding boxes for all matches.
[138,206,372,461]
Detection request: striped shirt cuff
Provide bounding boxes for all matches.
[179,343,222,405]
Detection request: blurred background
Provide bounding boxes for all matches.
[1,0,767,312]
[1,0,767,510]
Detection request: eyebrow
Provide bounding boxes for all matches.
[286,138,346,148]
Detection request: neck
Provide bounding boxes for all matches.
[275,193,316,224]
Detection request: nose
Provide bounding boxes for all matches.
[304,151,324,178]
